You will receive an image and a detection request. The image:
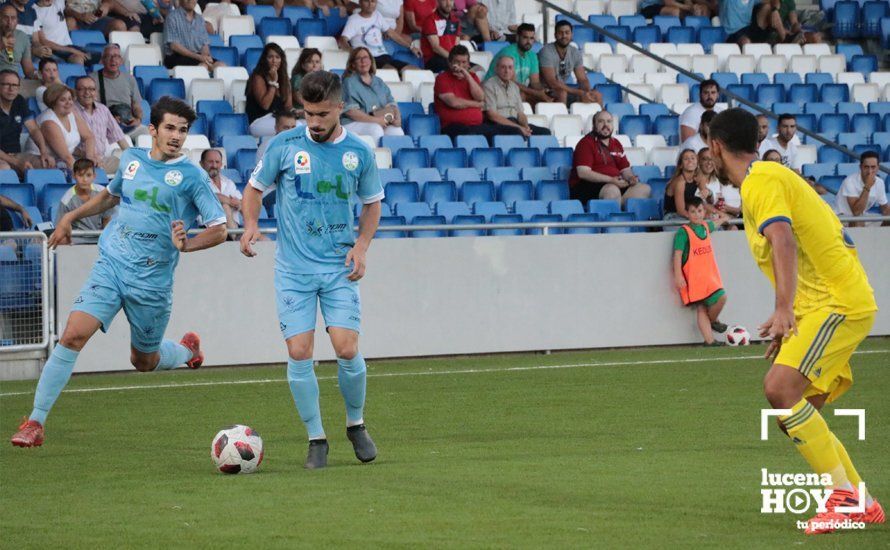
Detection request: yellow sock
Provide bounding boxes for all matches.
[830,432,862,486]
[780,400,849,488]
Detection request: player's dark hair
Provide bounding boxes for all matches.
[300,70,342,104]
[700,79,719,92]
[859,151,880,164]
[554,20,572,32]
[709,108,758,155]
[38,57,57,71]
[150,96,197,128]
[199,148,222,163]
[73,158,95,174]
[517,23,536,35]
[687,196,704,208]
[448,44,470,62]
[777,113,796,124]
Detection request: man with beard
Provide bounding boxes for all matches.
[680,79,725,142]
[421,0,462,73]
[756,114,770,150]
[240,71,383,470]
[708,108,884,535]
[200,149,242,230]
[538,20,601,106]
[484,23,551,105]
[569,110,651,205]
[758,113,801,173]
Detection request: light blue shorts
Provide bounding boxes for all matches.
[72,257,172,353]
[275,269,361,339]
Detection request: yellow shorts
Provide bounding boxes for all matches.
[775,309,876,404]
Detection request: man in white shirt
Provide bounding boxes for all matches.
[758,113,802,172]
[756,114,769,150]
[680,110,715,153]
[200,149,242,229]
[33,0,90,64]
[679,79,725,142]
[338,0,419,74]
[836,151,890,227]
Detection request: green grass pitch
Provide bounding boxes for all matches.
[1,339,888,548]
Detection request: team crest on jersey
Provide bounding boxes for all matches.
[123,160,140,180]
[342,151,359,171]
[294,151,311,174]
[164,170,184,187]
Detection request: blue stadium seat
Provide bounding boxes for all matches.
[222,169,242,185]
[632,25,660,47]
[409,215,447,238]
[726,84,753,104]
[0,169,20,183]
[245,4,276,25]
[549,199,584,219]
[542,148,573,171]
[506,148,541,169]
[527,214,563,235]
[446,168,481,188]
[455,135,489,151]
[233,149,257,173]
[802,163,836,181]
[803,102,834,117]
[133,65,168,96]
[571,26,595,47]
[433,148,468,171]
[26,169,66,195]
[319,10,347,35]
[449,214,486,237]
[528,135,559,155]
[565,212,601,234]
[39,183,70,219]
[648,178,669,203]
[230,35,263,59]
[70,29,105,48]
[423,180,457,205]
[461,181,496,205]
[418,134,452,155]
[837,102,865,117]
[207,45,237,67]
[805,72,834,88]
[880,16,890,49]
[836,43,863,63]
[710,72,740,90]
[602,25,630,48]
[833,1,860,38]
[0,184,35,208]
[818,145,847,164]
[849,54,878,75]
[698,27,726,52]
[488,214,523,236]
[470,148,503,170]
[405,114,441,138]
[258,17,291,40]
[536,180,569,202]
[639,103,670,122]
[394,148,430,170]
[624,198,662,223]
[652,15,682,36]
[820,83,850,104]
[587,14,617,32]
[632,165,661,182]
[819,113,850,133]
[654,115,679,145]
[820,175,844,194]
[873,131,890,150]
[147,78,185,103]
[485,167,522,185]
[605,211,637,233]
[521,167,553,186]
[211,114,248,146]
[514,200,548,221]
[406,168,441,188]
[836,162,859,176]
[619,15,647,31]
[376,216,407,239]
[473,200,508,221]
[619,115,651,142]
[853,144,881,156]
[394,201,431,223]
[435,201,470,222]
[379,168,405,185]
[607,102,635,120]
[683,15,710,30]
[788,84,818,105]
[381,135,415,156]
[862,1,889,37]
[851,113,880,135]
[597,84,622,104]
[666,26,694,43]
[189,113,207,136]
[885,113,890,131]
[756,84,785,105]
[197,99,233,122]
[587,199,621,218]
[296,18,327,46]
[281,6,316,26]
[243,47,264,73]
[498,180,534,206]
[773,72,802,92]
[493,134,527,154]
[772,102,801,115]
[398,102,425,120]
[741,72,770,88]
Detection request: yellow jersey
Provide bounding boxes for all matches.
[740,161,877,317]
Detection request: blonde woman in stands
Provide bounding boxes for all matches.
[341,46,404,144]
[27,83,99,172]
[247,43,293,137]
[291,48,322,118]
[663,148,699,221]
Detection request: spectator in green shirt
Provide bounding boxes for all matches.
[483,23,551,105]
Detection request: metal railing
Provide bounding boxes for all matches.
[0,232,51,352]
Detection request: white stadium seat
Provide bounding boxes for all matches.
[608,0,637,17]
[644,72,676,88]
[598,53,628,75]
[623,147,647,166]
[574,0,605,18]
[322,49,349,70]
[711,43,741,70]
[564,134,585,150]
[522,102,533,115]
[662,54,691,77]
[630,54,660,74]
[550,115,584,143]
[416,81,435,108]
[388,82,415,103]
[796,145,817,167]
[470,51,493,72]
[228,78,247,109]
[374,148,392,169]
[691,55,718,76]
[837,71,865,88]
[219,16,254,43]
[803,43,832,57]
[535,103,569,121]
[676,44,704,57]
[634,134,667,150]
[851,83,880,105]
[285,48,301,75]
[611,72,645,88]
[266,35,300,50]
[584,42,614,59]
[648,43,677,59]
[612,134,632,148]
[184,135,212,150]
[817,55,846,74]
[725,54,755,74]
[403,70,436,93]
[615,42,643,58]
[126,44,162,67]
[172,65,209,92]
[304,36,339,50]
[376,69,401,84]
[525,114,550,129]
[756,55,787,79]
[773,43,803,62]
[188,78,225,105]
[658,84,689,106]
[202,2,240,31]
[214,66,249,96]
[108,31,145,55]
[788,55,817,78]
[649,146,680,170]
[627,83,656,106]
[742,43,772,58]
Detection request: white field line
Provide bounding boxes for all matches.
[0,349,888,399]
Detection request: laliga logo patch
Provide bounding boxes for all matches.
[123,160,140,180]
[294,151,311,174]
[342,151,359,171]
[164,170,183,187]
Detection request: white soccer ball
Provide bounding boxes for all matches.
[211,425,264,474]
[725,325,751,346]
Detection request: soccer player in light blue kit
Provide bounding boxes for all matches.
[240,71,383,469]
[11,97,228,448]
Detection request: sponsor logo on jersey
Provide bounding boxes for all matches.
[123,160,140,180]
[164,170,184,187]
[133,187,170,213]
[342,151,359,171]
[294,151,311,174]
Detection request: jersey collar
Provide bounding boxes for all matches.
[305,125,348,145]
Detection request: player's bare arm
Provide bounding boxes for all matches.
[49,188,120,248]
[346,200,382,281]
[239,185,265,257]
[760,221,799,360]
[172,220,226,252]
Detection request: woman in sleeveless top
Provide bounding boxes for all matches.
[28,83,97,172]
[663,148,699,220]
[695,147,733,229]
[246,44,293,137]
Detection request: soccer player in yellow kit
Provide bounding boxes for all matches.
[707,109,884,535]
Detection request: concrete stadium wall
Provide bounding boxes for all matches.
[55,228,890,373]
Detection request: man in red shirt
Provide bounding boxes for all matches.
[421,0,462,72]
[434,45,524,140]
[569,110,651,205]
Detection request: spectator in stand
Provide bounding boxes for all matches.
[246,43,292,137]
[0,192,32,230]
[404,0,436,33]
[694,147,733,228]
[0,6,37,78]
[761,149,781,162]
[313,0,348,17]
[836,151,889,227]
[421,0,462,73]
[757,114,801,172]
[73,75,128,173]
[35,57,61,111]
[725,0,790,45]
[453,0,497,43]
[162,0,222,70]
[664,149,699,220]
[483,55,549,137]
[338,0,418,74]
[480,0,516,41]
[720,0,756,43]
[257,108,299,158]
[434,44,522,140]
[639,0,711,18]
[291,48,322,117]
[56,158,114,243]
[200,149,242,230]
[375,0,406,33]
[3,0,41,39]
[341,46,404,143]
[679,79,724,142]
[64,0,127,37]
[680,110,715,154]
[772,0,821,44]
[90,44,145,136]
[756,113,769,149]
[0,70,54,174]
[484,23,551,105]
[569,110,651,205]
[26,83,98,171]
[109,0,164,38]
[33,0,91,64]
[538,21,601,106]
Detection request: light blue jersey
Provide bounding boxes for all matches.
[104,148,226,289]
[720,0,756,35]
[249,126,384,275]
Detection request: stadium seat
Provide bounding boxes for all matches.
[587,199,621,218]
[536,180,569,202]
[698,27,726,53]
[624,198,662,223]
[38,183,70,219]
[257,17,291,40]
[833,1,860,38]
[26,169,66,196]
[523,213,560,235]
[394,201,431,223]
[446,168,481,189]
[485,167,522,186]
[147,78,185,103]
[819,114,850,134]
[0,170,19,184]
[498,180,534,206]
[470,148,504,170]
[407,215,446,238]
[435,201,471,223]
[506,148,541,169]
[618,115,650,142]
[417,134,452,156]
[653,115,679,145]
[406,168,441,188]
[375,216,406,239]
[449,215,486,237]
[405,114,441,138]
[520,167,553,187]
[295,18,326,46]
[0,184,35,208]
[230,35,263,58]
[787,83,818,105]
[394,149,430,171]
[862,1,889,37]
[818,145,848,164]
[802,163,835,181]
[605,211,637,233]
[433,148,468,172]
[281,5,315,26]
[210,113,248,147]
[851,113,881,135]
[756,84,786,105]
[381,135,416,157]
[422,181,457,206]
[639,103,670,122]
[472,200,508,221]
[549,199,584,219]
